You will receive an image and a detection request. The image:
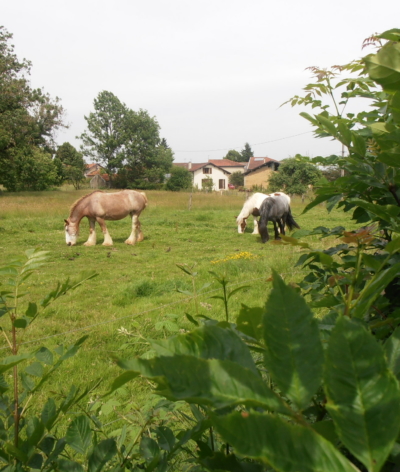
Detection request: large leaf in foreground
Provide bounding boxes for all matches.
[263,271,323,410]
[212,411,358,472]
[325,316,400,472]
[118,355,291,415]
[150,324,257,373]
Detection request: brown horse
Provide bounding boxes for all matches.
[64,190,147,246]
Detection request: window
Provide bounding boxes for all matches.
[203,167,212,174]
[219,179,225,189]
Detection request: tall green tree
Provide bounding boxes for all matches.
[0,27,66,191]
[268,156,322,195]
[79,91,127,181]
[229,171,244,187]
[224,149,242,161]
[241,142,254,161]
[55,142,86,189]
[80,93,172,187]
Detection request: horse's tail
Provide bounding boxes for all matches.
[258,197,276,243]
[140,192,148,208]
[286,206,300,231]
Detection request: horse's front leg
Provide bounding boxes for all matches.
[83,217,97,246]
[125,213,141,245]
[273,220,281,240]
[252,217,260,234]
[96,217,113,246]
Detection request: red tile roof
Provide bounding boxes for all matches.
[208,159,246,167]
[246,156,280,171]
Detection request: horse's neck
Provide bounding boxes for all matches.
[69,203,87,224]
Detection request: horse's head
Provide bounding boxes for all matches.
[236,217,247,233]
[64,219,79,246]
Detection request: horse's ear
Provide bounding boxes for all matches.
[64,219,69,225]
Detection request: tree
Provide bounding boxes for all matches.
[229,171,244,187]
[165,166,192,191]
[55,142,86,189]
[268,156,322,195]
[0,27,66,191]
[79,91,127,181]
[80,92,173,187]
[224,149,242,161]
[241,142,254,161]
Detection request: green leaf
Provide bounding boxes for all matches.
[212,411,358,472]
[384,326,400,379]
[56,458,84,472]
[25,361,43,377]
[236,305,264,341]
[364,41,400,92]
[385,237,400,255]
[65,415,92,454]
[352,262,400,318]
[105,370,139,395]
[324,316,400,472]
[118,355,292,415]
[155,426,175,452]
[140,436,160,462]
[35,347,53,365]
[41,398,58,430]
[25,302,38,318]
[26,416,45,448]
[351,132,366,156]
[88,438,117,472]
[263,271,324,410]
[0,353,31,374]
[149,324,258,374]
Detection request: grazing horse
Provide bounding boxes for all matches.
[258,193,300,243]
[236,192,290,234]
[64,190,147,246]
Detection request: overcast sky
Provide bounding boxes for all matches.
[2,1,398,163]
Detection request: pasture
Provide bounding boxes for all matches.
[0,188,354,414]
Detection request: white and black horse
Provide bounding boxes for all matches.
[258,193,300,243]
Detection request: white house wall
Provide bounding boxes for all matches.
[192,166,229,190]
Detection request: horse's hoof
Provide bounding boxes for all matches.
[124,240,135,245]
[83,242,96,246]
[102,242,113,247]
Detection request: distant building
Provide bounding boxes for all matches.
[243,157,280,190]
[173,157,280,190]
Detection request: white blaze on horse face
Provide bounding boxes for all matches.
[65,222,78,246]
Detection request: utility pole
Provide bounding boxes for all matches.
[341,144,345,177]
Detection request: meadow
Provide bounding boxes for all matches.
[0,187,355,418]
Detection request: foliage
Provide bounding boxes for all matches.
[55,142,86,190]
[165,166,193,191]
[224,149,242,162]
[0,249,101,470]
[229,171,244,187]
[79,91,173,187]
[108,29,400,472]
[268,155,322,195]
[201,176,214,192]
[241,142,254,162]
[0,27,66,191]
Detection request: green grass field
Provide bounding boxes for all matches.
[0,187,356,416]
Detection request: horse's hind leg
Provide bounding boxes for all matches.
[96,217,113,246]
[83,217,97,246]
[125,213,141,245]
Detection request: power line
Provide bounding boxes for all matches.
[174,131,314,153]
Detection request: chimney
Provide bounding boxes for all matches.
[188,161,192,170]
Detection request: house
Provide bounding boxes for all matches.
[243,157,280,190]
[173,159,246,190]
[173,157,280,191]
[84,163,104,178]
